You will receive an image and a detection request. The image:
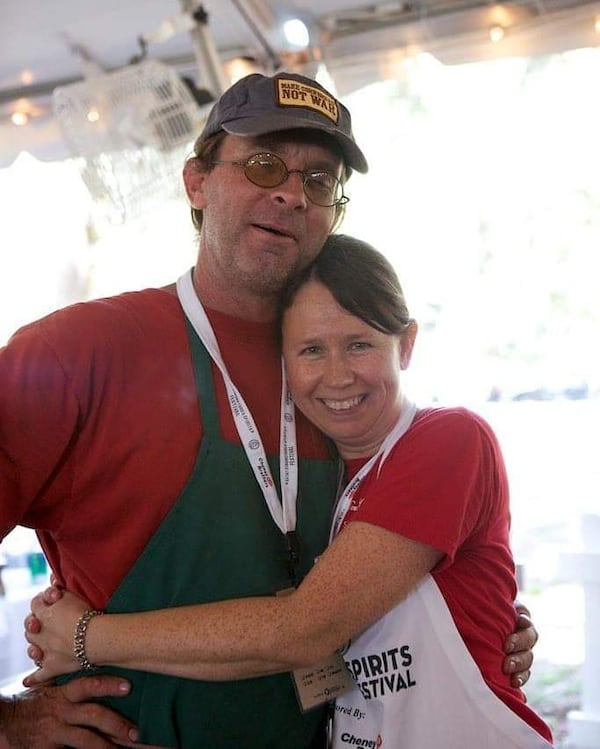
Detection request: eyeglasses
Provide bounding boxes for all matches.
[211,152,349,208]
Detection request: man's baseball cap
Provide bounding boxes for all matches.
[199,72,368,174]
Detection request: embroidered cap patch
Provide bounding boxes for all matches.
[276,78,339,124]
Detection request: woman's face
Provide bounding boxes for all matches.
[282,279,416,459]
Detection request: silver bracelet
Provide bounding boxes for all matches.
[73,609,103,670]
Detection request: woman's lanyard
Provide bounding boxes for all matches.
[176,269,301,585]
[329,398,418,543]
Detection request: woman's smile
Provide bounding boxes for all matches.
[319,394,366,412]
[282,279,414,459]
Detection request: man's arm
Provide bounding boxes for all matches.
[0,677,144,749]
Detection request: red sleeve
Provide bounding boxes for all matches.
[346,408,509,564]
[0,320,80,538]
[0,292,201,606]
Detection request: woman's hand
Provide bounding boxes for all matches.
[23,585,91,686]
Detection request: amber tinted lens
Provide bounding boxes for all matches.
[244,154,287,188]
[304,172,342,206]
[243,153,344,206]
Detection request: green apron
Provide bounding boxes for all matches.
[79,321,337,747]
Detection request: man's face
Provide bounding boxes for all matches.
[186,132,344,306]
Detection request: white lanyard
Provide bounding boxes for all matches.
[176,269,299,539]
[329,398,418,542]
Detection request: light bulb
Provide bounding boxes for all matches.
[11,111,28,126]
[489,25,505,43]
[283,18,310,48]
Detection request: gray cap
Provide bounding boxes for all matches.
[199,72,368,174]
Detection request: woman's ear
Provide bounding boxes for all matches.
[399,320,418,370]
[183,160,208,209]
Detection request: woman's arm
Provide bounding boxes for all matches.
[25,521,442,684]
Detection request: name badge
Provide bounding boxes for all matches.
[292,652,354,713]
[275,590,353,712]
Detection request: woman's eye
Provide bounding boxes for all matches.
[300,345,321,356]
[349,341,370,351]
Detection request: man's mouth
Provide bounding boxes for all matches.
[255,222,296,240]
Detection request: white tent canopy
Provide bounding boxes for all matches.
[2,0,600,167]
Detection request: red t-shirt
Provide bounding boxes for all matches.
[342,407,552,742]
[0,288,329,608]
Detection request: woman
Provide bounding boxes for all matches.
[24,235,553,747]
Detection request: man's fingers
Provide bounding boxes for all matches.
[58,699,140,745]
[48,723,124,749]
[514,600,532,620]
[116,742,170,748]
[61,675,132,702]
[504,650,534,675]
[60,681,172,747]
[504,618,538,655]
[516,612,539,646]
[515,650,534,673]
[503,649,534,688]
[502,610,536,687]
[511,669,531,693]
[3,681,139,749]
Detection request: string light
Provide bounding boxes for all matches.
[225,56,260,84]
[283,18,310,48]
[87,108,100,123]
[11,111,29,126]
[489,24,505,43]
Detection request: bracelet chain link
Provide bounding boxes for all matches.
[73,609,104,670]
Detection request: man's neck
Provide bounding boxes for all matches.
[163,274,279,323]
[192,271,279,323]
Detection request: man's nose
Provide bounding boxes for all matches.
[271,170,308,209]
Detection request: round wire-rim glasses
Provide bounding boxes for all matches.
[211,152,349,207]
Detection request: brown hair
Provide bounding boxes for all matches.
[185,131,227,232]
[279,233,412,336]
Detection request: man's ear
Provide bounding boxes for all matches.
[330,203,346,233]
[183,160,208,209]
[399,320,418,370]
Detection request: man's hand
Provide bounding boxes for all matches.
[502,602,539,690]
[0,676,141,749]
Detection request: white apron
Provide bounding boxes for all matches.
[331,575,553,748]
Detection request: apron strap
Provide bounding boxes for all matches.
[185,318,220,439]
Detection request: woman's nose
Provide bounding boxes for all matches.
[323,355,354,387]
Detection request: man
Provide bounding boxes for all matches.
[0,71,536,748]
